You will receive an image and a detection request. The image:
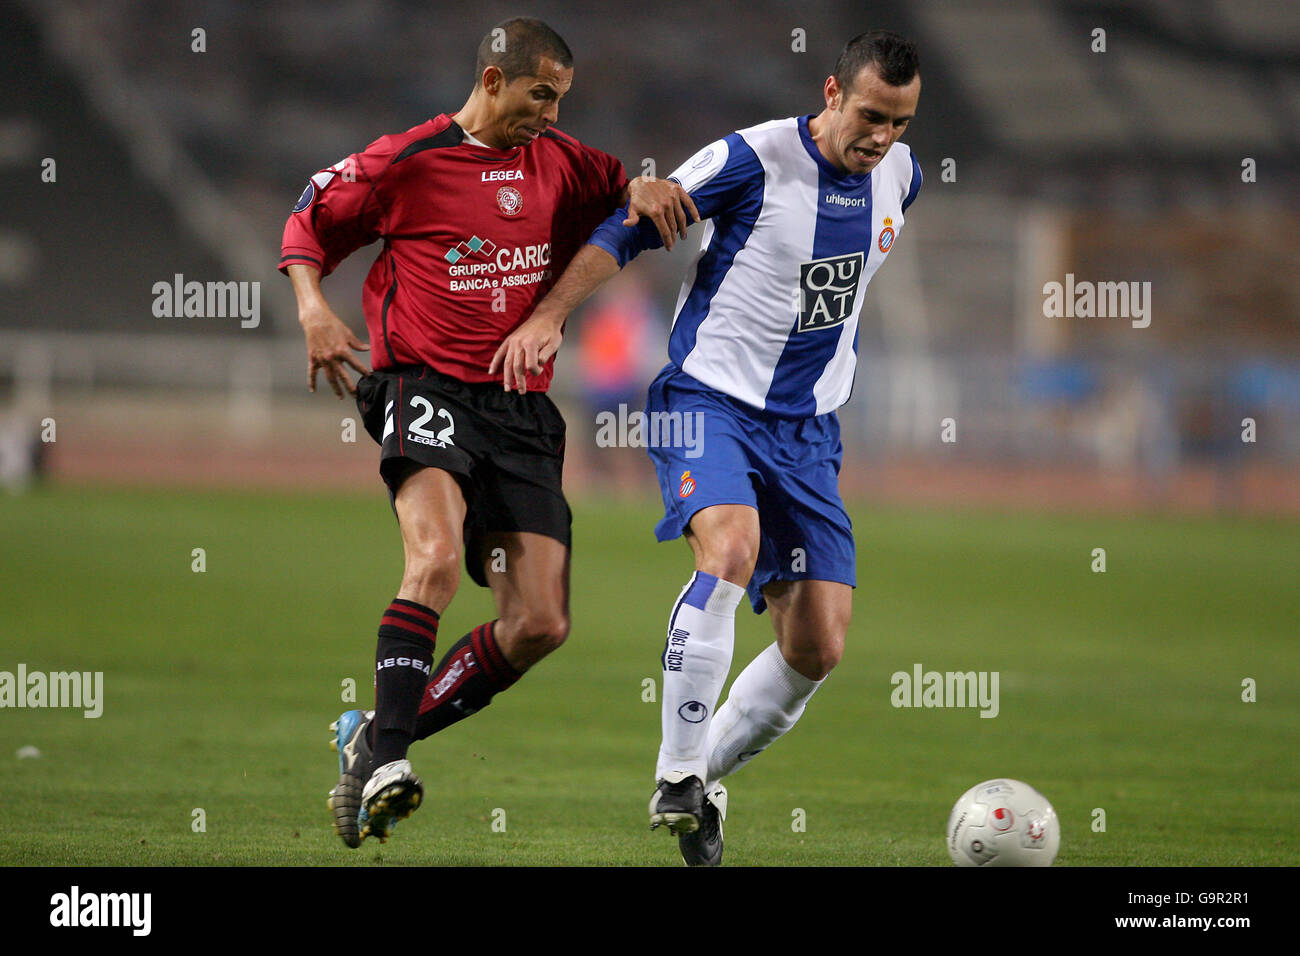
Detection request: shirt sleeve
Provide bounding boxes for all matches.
[587,132,762,267]
[902,148,922,212]
[278,140,392,277]
[584,144,629,212]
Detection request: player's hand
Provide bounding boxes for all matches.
[625,176,700,251]
[300,305,370,398]
[488,311,563,395]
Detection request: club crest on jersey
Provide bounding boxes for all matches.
[796,251,864,332]
[678,470,695,498]
[496,186,523,216]
[878,217,896,253]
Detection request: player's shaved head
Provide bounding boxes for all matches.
[834,30,919,93]
[476,17,573,86]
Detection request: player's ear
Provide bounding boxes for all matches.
[824,74,840,111]
[481,65,504,95]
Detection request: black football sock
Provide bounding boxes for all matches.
[370,598,439,772]
[413,620,520,740]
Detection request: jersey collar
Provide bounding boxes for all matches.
[797,114,868,187]
[444,116,521,159]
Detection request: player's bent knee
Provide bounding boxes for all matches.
[786,642,843,682]
[698,534,759,584]
[816,644,845,679]
[402,542,461,591]
[502,611,570,659]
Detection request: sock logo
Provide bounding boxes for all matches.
[376,657,432,676]
[664,628,689,672]
[429,652,475,701]
[677,700,708,723]
[738,749,762,762]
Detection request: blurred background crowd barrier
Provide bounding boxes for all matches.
[2,0,1296,511]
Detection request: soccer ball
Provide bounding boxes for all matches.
[946,778,1060,867]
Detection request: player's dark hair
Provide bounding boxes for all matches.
[834,30,919,92]
[475,17,573,85]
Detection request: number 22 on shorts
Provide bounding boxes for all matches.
[384,397,456,447]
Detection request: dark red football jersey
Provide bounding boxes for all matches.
[280,114,628,390]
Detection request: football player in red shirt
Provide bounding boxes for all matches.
[281,17,697,848]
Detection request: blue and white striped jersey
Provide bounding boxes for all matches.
[589,115,921,418]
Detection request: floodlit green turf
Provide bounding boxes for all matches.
[1,485,1296,865]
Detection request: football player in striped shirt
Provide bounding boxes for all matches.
[496,31,923,865]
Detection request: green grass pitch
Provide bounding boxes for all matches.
[1,485,1296,866]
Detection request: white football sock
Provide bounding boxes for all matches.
[656,571,745,783]
[705,641,823,787]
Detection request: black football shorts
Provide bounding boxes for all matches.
[356,365,571,587]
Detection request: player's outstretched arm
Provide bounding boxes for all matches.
[287,263,371,398]
[488,244,621,394]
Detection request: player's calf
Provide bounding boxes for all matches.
[411,620,522,740]
[370,598,440,771]
[704,642,825,783]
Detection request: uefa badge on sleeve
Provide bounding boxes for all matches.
[292,181,316,213]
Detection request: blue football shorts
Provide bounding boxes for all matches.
[644,364,855,613]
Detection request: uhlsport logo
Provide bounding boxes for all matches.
[878,216,895,253]
[824,192,867,208]
[797,251,864,332]
[678,700,708,723]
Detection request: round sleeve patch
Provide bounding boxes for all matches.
[292,181,316,213]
